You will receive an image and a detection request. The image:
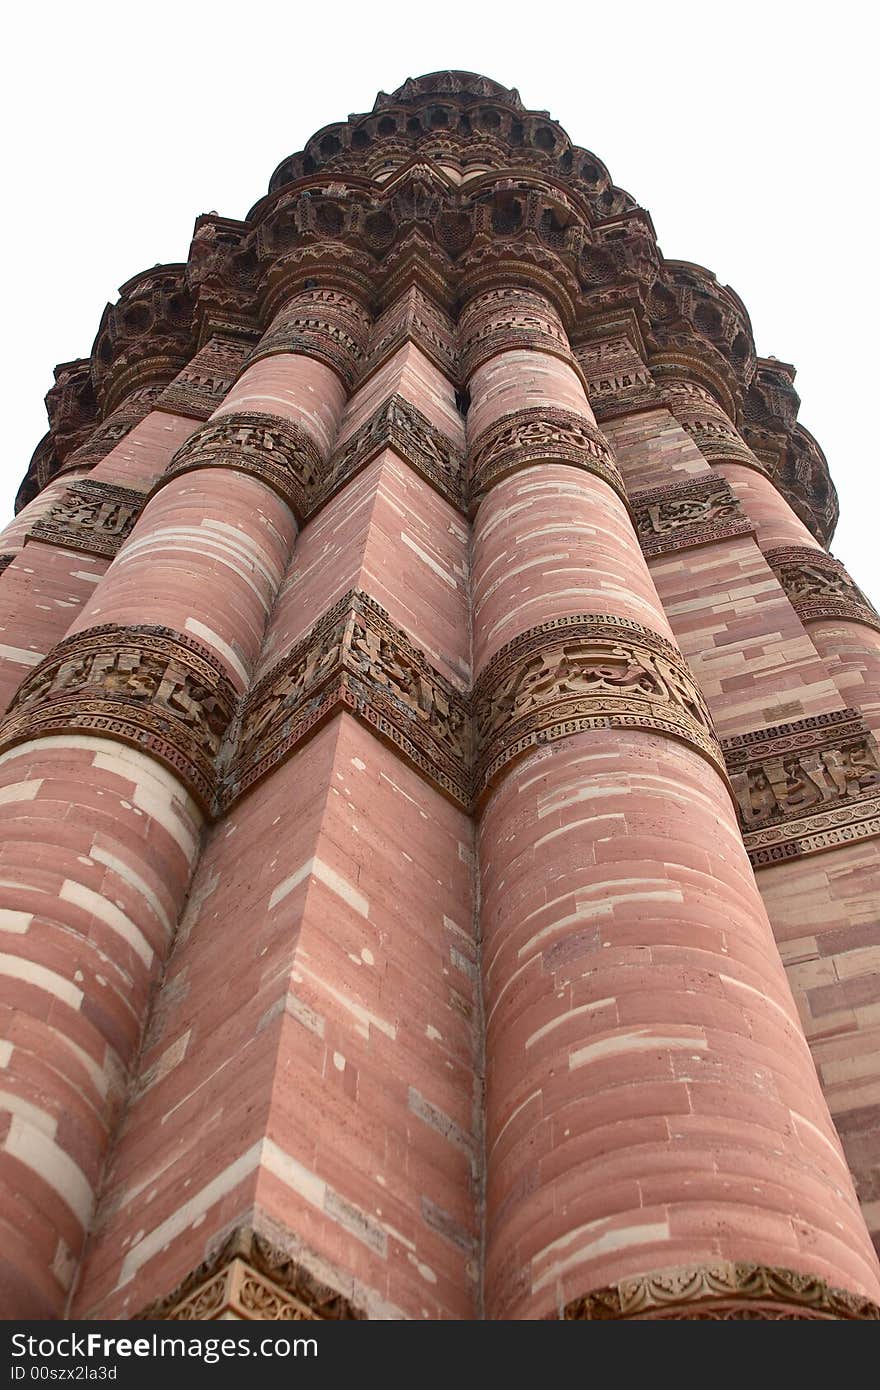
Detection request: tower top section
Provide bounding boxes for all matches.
[18,73,837,544]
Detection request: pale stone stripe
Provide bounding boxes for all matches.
[0,1089,57,1137]
[518,889,683,959]
[119,1142,263,1284]
[0,645,44,667]
[532,1219,670,1293]
[59,880,153,968]
[0,779,42,807]
[184,619,248,686]
[0,953,82,1009]
[490,1088,541,1153]
[295,961,395,1041]
[399,534,458,588]
[0,1042,10,1067]
[720,973,800,1028]
[526,998,615,1050]
[570,1028,707,1070]
[4,1115,93,1226]
[89,844,172,933]
[262,1138,326,1210]
[269,856,369,918]
[0,911,33,934]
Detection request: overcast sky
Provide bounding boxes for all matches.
[4,1,878,600]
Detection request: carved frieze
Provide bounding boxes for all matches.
[662,379,759,469]
[467,407,627,511]
[0,625,238,809]
[226,600,727,812]
[473,613,725,797]
[576,334,660,422]
[28,479,145,558]
[59,385,165,475]
[323,395,465,511]
[632,474,753,557]
[458,286,573,379]
[243,288,370,389]
[156,336,249,420]
[226,591,471,808]
[158,411,324,520]
[559,1260,879,1320]
[764,546,880,634]
[722,709,880,867]
[136,1227,363,1321]
[359,286,459,385]
[0,555,14,576]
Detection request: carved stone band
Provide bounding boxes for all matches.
[458,286,574,379]
[156,411,324,521]
[136,1227,363,1321]
[358,286,459,388]
[473,613,726,797]
[721,709,880,867]
[28,479,146,558]
[156,337,250,421]
[226,591,472,809]
[323,395,465,512]
[632,474,753,557]
[0,624,238,809]
[577,332,660,423]
[558,1260,880,1320]
[764,545,880,635]
[467,407,627,512]
[242,291,370,389]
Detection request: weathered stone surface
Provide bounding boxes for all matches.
[4,71,880,1324]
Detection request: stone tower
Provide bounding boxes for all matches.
[1,72,879,1321]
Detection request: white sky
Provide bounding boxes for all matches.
[3,1,878,600]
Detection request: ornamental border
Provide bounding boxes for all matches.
[558,1259,879,1320]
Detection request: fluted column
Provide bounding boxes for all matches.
[662,376,880,740]
[463,284,880,1319]
[0,286,359,1316]
[69,288,481,1322]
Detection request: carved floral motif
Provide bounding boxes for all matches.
[576,333,660,421]
[158,411,324,520]
[560,1260,879,1320]
[28,480,145,558]
[467,407,626,509]
[765,546,880,634]
[722,709,880,866]
[473,614,725,796]
[632,474,753,556]
[136,1227,363,1321]
[324,395,465,510]
[157,336,250,420]
[358,286,459,384]
[0,625,237,809]
[243,288,370,388]
[227,592,472,808]
[458,286,572,378]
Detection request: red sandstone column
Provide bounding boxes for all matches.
[70,292,481,1322]
[463,283,880,1319]
[0,286,361,1317]
[714,461,880,738]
